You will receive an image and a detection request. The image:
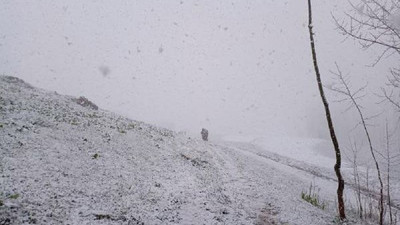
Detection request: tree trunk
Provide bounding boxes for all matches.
[307,0,346,220]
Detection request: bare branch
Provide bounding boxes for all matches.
[333,0,400,64]
[329,63,385,225]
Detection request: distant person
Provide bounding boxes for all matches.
[201,128,208,141]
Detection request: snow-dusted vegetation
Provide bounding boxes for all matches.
[0,76,363,224]
[2,75,398,225]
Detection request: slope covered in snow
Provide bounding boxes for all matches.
[0,76,382,224]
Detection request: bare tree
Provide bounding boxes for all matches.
[334,0,400,55]
[307,0,346,220]
[329,64,385,225]
[385,121,393,224]
[382,120,400,224]
[333,0,400,112]
[332,2,400,223]
[345,140,364,219]
[382,68,400,112]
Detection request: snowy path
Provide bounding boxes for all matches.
[209,142,337,224]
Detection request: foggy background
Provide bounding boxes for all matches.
[0,0,396,141]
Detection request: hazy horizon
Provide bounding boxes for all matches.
[1,0,396,140]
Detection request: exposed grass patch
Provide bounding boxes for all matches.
[301,183,326,210]
[180,153,208,168]
[94,214,111,220]
[118,128,126,134]
[70,119,79,126]
[8,194,19,199]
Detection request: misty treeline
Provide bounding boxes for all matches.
[308,0,400,224]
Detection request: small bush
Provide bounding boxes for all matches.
[70,119,79,126]
[92,153,99,159]
[8,194,19,199]
[117,127,126,134]
[73,96,98,110]
[301,183,326,210]
[94,214,111,220]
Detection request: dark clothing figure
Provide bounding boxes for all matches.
[201,128,208,141]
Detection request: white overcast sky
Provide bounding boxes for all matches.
[0,0,396,139]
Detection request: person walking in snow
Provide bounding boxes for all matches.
[201,128,208,141]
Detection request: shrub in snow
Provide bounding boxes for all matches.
[73,96,98,110]
[301,183,326,210]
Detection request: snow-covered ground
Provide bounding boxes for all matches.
[222,135,342,169]
[0,76,398,224]
[222,134,400,220]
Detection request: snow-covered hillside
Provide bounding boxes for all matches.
[0,76,394,224]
